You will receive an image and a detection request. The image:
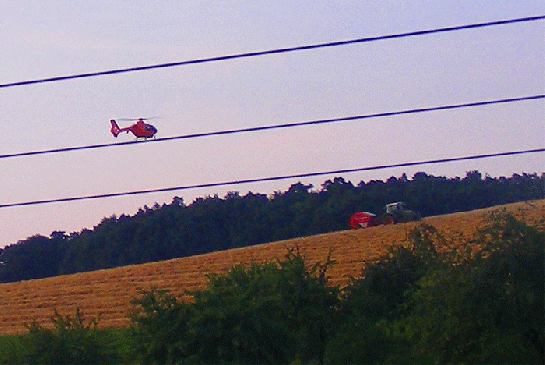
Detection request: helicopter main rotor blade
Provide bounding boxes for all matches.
[118,116,158,121]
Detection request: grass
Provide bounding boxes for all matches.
[0,327,132,364]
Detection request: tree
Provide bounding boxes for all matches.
[129,248,339,364]
[187,262,294,364]
[404,213,544,364]
[0,235,61,282]
[128,288,191,364]
[275,248,339,364]
[329,225,442,363]
[186,248,339,364]
[2,172,544,283]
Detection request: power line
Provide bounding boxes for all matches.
[1,15,543,89]
[2,94,543,160]
[1,147,543,209]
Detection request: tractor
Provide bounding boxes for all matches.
[381,201,421,224]
[350,201,420,229]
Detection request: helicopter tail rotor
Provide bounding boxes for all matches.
[110,119,121,137]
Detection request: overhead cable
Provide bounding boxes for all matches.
[1,147,543,209]
[1,15,543,89]
[1,94,543,160]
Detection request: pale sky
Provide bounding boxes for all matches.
[1,1,544,248]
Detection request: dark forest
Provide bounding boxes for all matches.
[1,171,543,283]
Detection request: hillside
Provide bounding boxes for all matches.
[0,199,543,336]
[2,172,543,283]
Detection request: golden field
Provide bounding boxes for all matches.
[0,199,543,336]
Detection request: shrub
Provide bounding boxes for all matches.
[22,308,120,364]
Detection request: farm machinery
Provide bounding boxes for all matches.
[350,202,421,229]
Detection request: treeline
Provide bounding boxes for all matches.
[0,171,543,283]
[1,214,543,364]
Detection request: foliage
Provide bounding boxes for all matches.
[186,262,294,364]
[20,308,120,364]
[402,212,544,364]
[328,224,443,364]
[274,248,339,364]
[0,234,63,282]
[328,215,544,364]
[127,215,543,364]
[128,288,191,364]
[3,213,543,364]
[1,171,543,283]
[0,335,25,365]
[129,248,339,364]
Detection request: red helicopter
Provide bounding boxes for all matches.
[110,118,158,140]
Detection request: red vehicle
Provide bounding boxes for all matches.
[349,212,379,229]
[110,118,157,139]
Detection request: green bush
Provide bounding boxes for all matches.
[128,288,191,364]
[21,308,120,364]
[129,248,339,364]
[403,213,544,364]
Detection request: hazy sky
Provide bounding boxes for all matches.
[1,1,543,248]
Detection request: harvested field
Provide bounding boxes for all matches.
[0,199,543,336]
